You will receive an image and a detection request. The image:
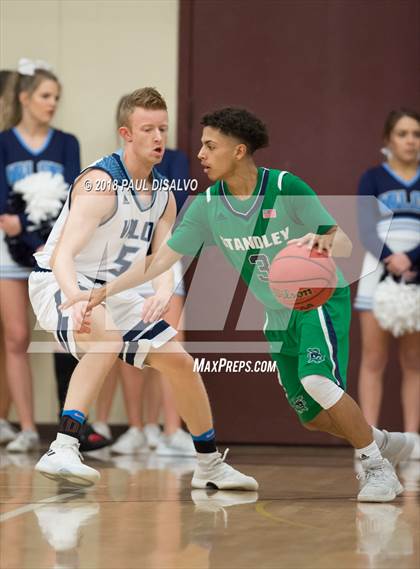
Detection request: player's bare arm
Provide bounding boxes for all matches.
[51,168,116,330]
[108,240,181,296]
[60,196,182,312]
[141,192,177,323]
[289,226,353,257]
[60,242,182,312]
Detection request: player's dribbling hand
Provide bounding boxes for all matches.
[288,232,334,254]
[141,291,171,323]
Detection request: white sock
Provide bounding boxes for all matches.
[56,432,78,445]
[371,427,386,449]
[356,440,382,468]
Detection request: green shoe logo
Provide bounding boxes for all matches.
[306,347,325,364]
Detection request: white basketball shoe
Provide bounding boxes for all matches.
[379,430,415,466]
[6,430,39,453]
[143,424,161,449]
[192,449,258,491]
[111,427,149,455]
[0,419,17,445]
[156,429,196,457]
[357,458,404,502]
[35,435,100,487]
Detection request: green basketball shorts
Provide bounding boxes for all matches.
[263,286,351,423]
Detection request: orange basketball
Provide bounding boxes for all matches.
[268,243,337,311]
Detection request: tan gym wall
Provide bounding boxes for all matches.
[0,0,180,424]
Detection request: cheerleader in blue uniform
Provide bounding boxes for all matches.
[355,108,420,459]
[0,59,80,452]
[0,69,19,445]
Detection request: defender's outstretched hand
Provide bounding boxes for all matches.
[69,301,92,334]
[141,291,171,323]
[60,287,107,312]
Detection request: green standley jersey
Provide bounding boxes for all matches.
[168,168,348,311]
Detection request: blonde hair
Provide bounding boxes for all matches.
[116,93,129,130]
[0,68,60,128]
[117,87,167,128]
[0,70,19,130]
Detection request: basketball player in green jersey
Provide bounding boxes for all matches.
[64,107,413,502]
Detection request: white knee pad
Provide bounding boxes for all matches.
[301,375,344,409]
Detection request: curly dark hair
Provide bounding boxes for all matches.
[201,107,269,154]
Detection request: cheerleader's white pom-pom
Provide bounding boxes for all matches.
[13,172,68,224]
[373,276,420,337]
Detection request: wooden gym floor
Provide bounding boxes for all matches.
[0,445,418,569]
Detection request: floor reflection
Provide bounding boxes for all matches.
[0,446,418,569]
[34,493,99,569]
[356,504,414,567]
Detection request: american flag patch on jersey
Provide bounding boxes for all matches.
[262,209,276,218]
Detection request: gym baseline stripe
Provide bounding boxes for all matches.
[0,490,86,523]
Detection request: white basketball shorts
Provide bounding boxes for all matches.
[28,269,177,367]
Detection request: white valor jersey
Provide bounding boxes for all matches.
[35,153,170,282]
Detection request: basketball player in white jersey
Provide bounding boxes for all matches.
[29,88,257,490]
